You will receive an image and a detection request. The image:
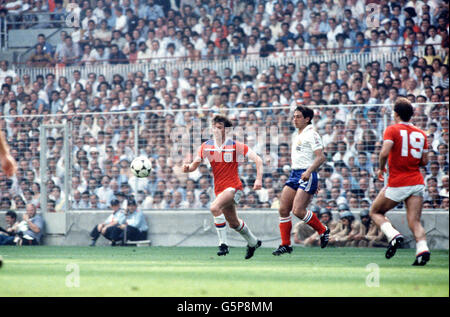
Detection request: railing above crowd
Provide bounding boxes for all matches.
[11,47,442,83]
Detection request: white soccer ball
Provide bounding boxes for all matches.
[130,156,152,178]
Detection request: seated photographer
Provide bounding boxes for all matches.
[15,204,44,246]
[302,208,338,247]
[89,199,126,246]
[350,209,388,248]
[328,211,362,247]
[0,210,19,245]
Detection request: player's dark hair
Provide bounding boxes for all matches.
[212,114,233,128]
[295,106,314,125]
[394,97,414,122]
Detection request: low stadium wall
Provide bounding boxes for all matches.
[0,210,448,249]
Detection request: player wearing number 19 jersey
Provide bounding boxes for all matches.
[383,123,427,189]
[370,98,431,266]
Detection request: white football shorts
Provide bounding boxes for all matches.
[384,184,425,202]
[224,187,243,204]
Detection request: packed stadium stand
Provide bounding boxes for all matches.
[0,0,448,216]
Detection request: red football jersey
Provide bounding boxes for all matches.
[197,139,249,195]
[383,122,428,187]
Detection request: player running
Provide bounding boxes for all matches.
[370,97,431,266]
[273,106,330,256]
[183,114,263,259]
[0,131,17,177]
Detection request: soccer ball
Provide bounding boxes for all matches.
[130,156,152,178]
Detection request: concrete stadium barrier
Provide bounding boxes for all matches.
[0,210,448,249]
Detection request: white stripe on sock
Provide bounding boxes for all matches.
[302,210,312,223]
[279,216,292,223]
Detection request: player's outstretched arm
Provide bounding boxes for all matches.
[247,150,263,190]
[301,148,326,181]
[182,156,202,173]
[0,131,17,177]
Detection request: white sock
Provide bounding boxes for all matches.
[214,214,227,245]
[234,219,258,247]
[416,239,429,256]
[380,222,401,242]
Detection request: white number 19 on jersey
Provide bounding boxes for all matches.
[400,130,425,159]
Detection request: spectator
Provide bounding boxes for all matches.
[35,33,54,56]
[94,19,113,43]
[142,190,164,209]
[425,160,445,187]
[81,7,98,31]
[259,37,276,58]
[439,175,449,198]
[111,29,127,51]
[79,43,100,66]
[108,44,128,65]
[55,35,81,66]
[48,185,65,212]
[179,190,197,208]
[146,0,164,22]
[353,32,370,53]
[114,6,128,33]
[198,191,211,209]
[125,8,138,34]
[425,26,442,52]
[14,203,44,246]
[424,44,442,66]
[90,193,107,209]
[0,210,19,245]
[47,199,56,213]
[127,41,138,63]
[93,0,106,21]
[0,60,19,86]
[95,175,115,207]
[27,44,54,67]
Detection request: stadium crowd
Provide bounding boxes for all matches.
[0,0,448,65]
[0,0,449,217]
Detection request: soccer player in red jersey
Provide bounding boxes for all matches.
[0,131,17,177]
[183,115,263,259]
[370,98,431,265]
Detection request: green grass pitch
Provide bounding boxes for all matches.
[0,246,448,297]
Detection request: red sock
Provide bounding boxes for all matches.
[303,210,326,235]
[279,216,292,246]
